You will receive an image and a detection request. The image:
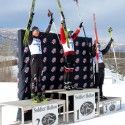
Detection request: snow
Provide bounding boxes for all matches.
[0,69,125,125]
[0,82,18,125]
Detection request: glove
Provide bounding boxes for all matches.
[79,22,83,28]
[110,38,114,42]
[48,9,53,24]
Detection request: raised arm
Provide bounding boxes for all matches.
[60,23,67,44]
[71,22,83,40]
[101,38,113,55]
[45,10,53,33]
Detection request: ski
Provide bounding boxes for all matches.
[56,0,69,47]
[108,27,118,73]
[73,0,87,37]
[93,13,99,73]
[23,0,36,45]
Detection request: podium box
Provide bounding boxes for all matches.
[99,97,122,115]
[0,99,65,125]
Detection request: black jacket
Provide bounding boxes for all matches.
[29,19,53,45]
[92,39,113,69]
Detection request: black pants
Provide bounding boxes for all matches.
[30,54,44,95]
[95,68,105,97]
[64,55,74,84]
[16,54,43,121]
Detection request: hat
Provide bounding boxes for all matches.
[32,26,40,32]
[68,30,73,34]
[67,28,73,34]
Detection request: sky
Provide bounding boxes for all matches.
[0,0,125,43]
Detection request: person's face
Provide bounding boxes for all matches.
[32,30,40,37]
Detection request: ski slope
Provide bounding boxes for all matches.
[0,69,125,125]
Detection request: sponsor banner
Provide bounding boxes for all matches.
[74,92,95,122]
[33,103,58,125]
[101,100,121,114]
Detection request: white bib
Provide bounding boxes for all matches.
[94,51,103,64]
[98,51,103,63]
[62,38,74,52]
[29,38,42,55]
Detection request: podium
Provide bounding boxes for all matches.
[0,99,65,125]
[0,92,122,124]
[46,88,100,123]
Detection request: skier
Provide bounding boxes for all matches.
[59,19,83,90]
[29,14,53,102]
[92,38,114,99]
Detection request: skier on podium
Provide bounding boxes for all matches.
[28,11,53,103]
[59,17,83,90]
[92,38,113,99]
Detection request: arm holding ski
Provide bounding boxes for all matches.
[45,16,53,33]
[60,23,66,44]
[71,28,80,40]
[101,38,113,55]
[71,22,83,40]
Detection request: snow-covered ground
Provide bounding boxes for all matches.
[0,69,125,125]
[0,82,18,125]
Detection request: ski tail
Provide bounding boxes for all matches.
[108,27,118,73]
[23,0,36,45]
[108,27,113,39]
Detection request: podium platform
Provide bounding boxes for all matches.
[0,90,122,125]
[46,89,100,123]
[0,99,65,125]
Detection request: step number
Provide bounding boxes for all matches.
[77,109,79,120]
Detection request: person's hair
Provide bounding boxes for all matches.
[32,26,39,32]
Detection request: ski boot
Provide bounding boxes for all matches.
[100,96,107,100]
[31,93,39,103]
[41,93,49,101]
[36,93,49,103]
[64,82,72,90]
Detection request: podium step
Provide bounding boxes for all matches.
[9,121,32,125]
[99,97,122,115]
